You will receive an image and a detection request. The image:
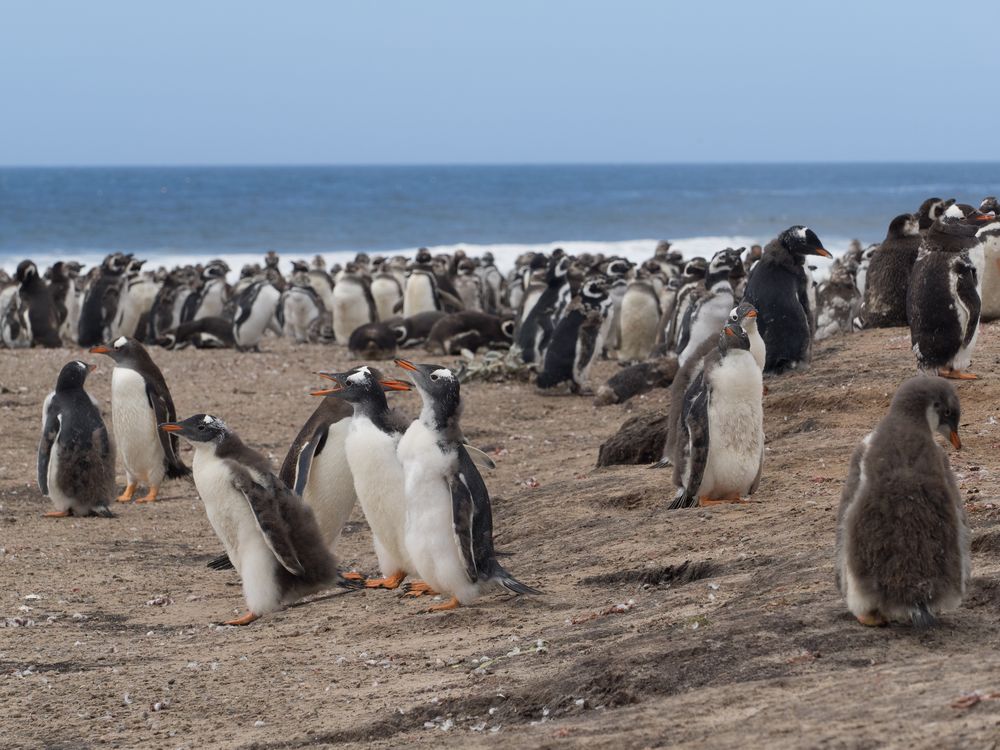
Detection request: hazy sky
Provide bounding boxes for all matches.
[1,1,993,166]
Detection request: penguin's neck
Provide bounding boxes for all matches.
[418,402,462,445]
[354,397,398,436]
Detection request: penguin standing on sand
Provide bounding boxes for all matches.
[662,258,708,350]
[394,359,540,611]
[677,248,743,366]
[515,254,570,364]
[976,196,1000,322]
[370,260,404,321]
[15,261,62,348]
[37,361,116,518]
[160,414,346,625]
[232,281,282,351]
[668,322,764,509]
[331,264,377,345]
[860,214,922,328]
[836,377,969,627]
[741,226,831,375]
[78,253,130,347]
[311,366,416,590]
[617,270,662,364]
[181,260,230,323]
[91,336,189,503]
[536,279,612,393]
[907,206,987,379]
[404,249,462,317]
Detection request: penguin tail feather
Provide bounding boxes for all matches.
[166,461,192,479]
[207,553,234,571]
[336,573,366,591]
[910,602,936,628]
[667,488,696,511]
[92,505,116,519]
[648,457,672,470]
[494,566,542,596]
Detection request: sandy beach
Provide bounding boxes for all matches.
[2,324,1000,749]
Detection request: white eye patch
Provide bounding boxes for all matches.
[794,227,808,239]
[431,368,454,380]
[203,415,215,424]
[114,336,127,348]
[944,204,963,219]
[347,366,371,384]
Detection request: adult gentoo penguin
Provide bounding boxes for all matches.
[37,361,116,518]
[15,260,62,348]
[311,366,416,589]
[741,226,831,375]
[836,377,969,627]
[907,206,987,379]
[91,336,190,502]
[394,359,540,611]
[160,414,346,625]
[860,214,921,328]
[668,323,764,509]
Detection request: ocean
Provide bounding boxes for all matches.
[1,163,997,275]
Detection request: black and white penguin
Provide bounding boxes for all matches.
[916,197,954,232]
[976,196,1000,322]
[307,257,336,315]
[514,254,570,364]
[598,257,634,353]
[677,248,743,366]
[37,360,116,518]
[907,206,987,379]
[860,214,922,328]
[45,261,73,330]
[0,280,32,349]
[348,320,400,360]
[393,310,448,348]
[668,322,764,509]
[454,258,485,312]
[148,270,185,342]
[662,257,708,350]
[403,249,444,318]
[279,272,324,344]
[394,359,540,611]
[741,226,831,375]
[78,253,130,347]
[161,414,346,625]
[617,271,662,364]
[158,316,236,350]
[536,279,612,393]
[111,258,159,341]
[90,336,190,502]
[332,264,377,345]
[370,261,404,322]
[836,377,969,627]
[232,280,282,351]
[426,311,515,356]
[15,260,62,348]
[477,252,506,315]
[311,366,416,589]
[181,260,230,323]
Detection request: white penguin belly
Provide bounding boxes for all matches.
[332,283,371,344]
[192,450,282,614]
[949,264,978,371]
[111,367,165,486]
[618,291,659,361]
[680,292,733,366]
[47,440,75,513]
[302,420,356,551]
[235,285,280,348]
[370,278,400,321]
[344,418,412,576]
[403,276,436,318]
[980,238,1000,319]
[700,355,763,498]
[398,422,480,603]
[283,291,319,343]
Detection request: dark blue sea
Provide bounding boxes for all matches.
[1,163,997,272]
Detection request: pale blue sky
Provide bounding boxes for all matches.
[0,1,992,166]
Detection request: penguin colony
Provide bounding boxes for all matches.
[17,193,996,628]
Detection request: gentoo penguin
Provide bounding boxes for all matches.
[78,253,129,347]
[656,302,763,469]
[515,254,570,364]
[348,320,400,360]
[677,248,743,366]
[370,261,404,322]
[536,279,612,393]
[617,271,663,364]
[14,261,62,348]
[454,259,484,312]
[394,359,540,610]
[111,259,159,341]
[160,414,345,625]
[741,226,831,375]
[668,322,764,509]
[836,377,969,627]
[311,366,416,589]
[907,206,987,379]
[976,196,1000,322]
[158,316,236,350]
[181,260,230,323]
[91,336,190,502]
[426,311,515,356]
[37,360,116,518]
[331,264,376,345]
[861,214,922,328]
[232,281,281,351]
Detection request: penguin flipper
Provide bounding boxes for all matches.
[292,426,330,497]
[37,394,58,495]
[679,382,710,505]
[230,466,307,578]
[207,553,235,571]
[955,259,981,346]
[450,464,479,583]
[462,444,496,471]
[146,381,190,478]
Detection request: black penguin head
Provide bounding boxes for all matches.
[55,360,97,391]
[291,260,310,274]
[886,213,920,239]
[500,318,516,339]
[708,247,743,279]
[102,253,131,275]
[125,257,146,276]
[729,301,759,332]
[980,196,999,215]
[394,359,462,435]
[14,260,38,285]
[779,226,831,258]
[311,365,411,406]
[580,278,610,308]
[547,255,571,283]
[890,377,962,450]
[682,257,708,281]
[414,248,432,265]
[604,258,633,278]
[482,251,495,265]
[917,197,955,230]
[264,251,280,268]
[718,323,751,353]
[160,414,229,444]
[204,260,230,279]
[89,336,148,367]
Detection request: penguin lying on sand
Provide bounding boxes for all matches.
[161,414,351,625]
[37,361,116,518]
[91,336,190,503]
[668,322,764,509]
[836,377,969,627]
[394,359,540,611]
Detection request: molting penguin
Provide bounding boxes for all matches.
[160,414,345,625]
[0,281,32,349]
[536,279,612,394]
[91,336,190,503]
[311,366,416,589]
[181,260,230,323]
[916,197,954,233]
[78,253,130,347]
[403,249,446,318]
[331,263,377,345]
[370,261,404,321]
[232,281,282,351]
[426,311,515,356]
[280,266,324,344]
[111,259,159,341]
[677,248,743,366]
[617,271,662,364]
[860,214,922,328]
[741,226,831,375]
[37,360,116,518]
[477,252,506,315]
[836,377,969,627]
[454,258,485,312]
[668,322,764,508]
[394,359,540,611]
[907,205,987,379]
[15,260,62,348]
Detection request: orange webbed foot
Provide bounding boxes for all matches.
[42,510,71,518]
[117,483,137,503]
[938,368,978,381]
[135,486,160,504]
[856,611,887,627]
[402,581,440,598]
[364,571,407,590]
[342,571,364,582]
[427,596,461,613]
[222,611,260,626]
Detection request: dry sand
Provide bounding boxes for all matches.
[2,324,1000,749]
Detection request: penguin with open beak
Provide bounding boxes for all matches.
[159,414,349,625]
[393,358,540,612]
